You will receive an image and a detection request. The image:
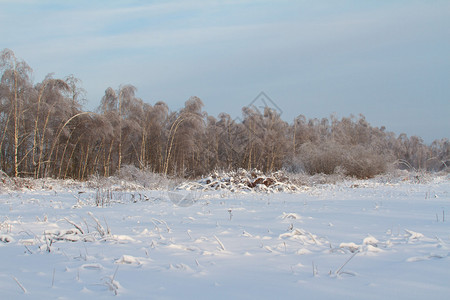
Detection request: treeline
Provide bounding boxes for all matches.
[0,49,448,180]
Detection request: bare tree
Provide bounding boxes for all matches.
[0,49,33,177]
[32,75,70,177]
[163,97,205,177]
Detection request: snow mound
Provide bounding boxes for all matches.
[363,235,379,247]
[115,255,142,265]
[182,169,301,193]
[339,242,361,253]
[405,229,424,240]
[279,228,323,245]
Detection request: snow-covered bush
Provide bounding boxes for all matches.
[180,169,301,192]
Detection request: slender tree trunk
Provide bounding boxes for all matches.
[0,108,12,170]
[293,119,296,157]
[118,93,122,172]
[105,139,114,177]
[247,122,253,170]
[32,84,47,175]
[81,144,90,180]
[36,107,53,178]
[58,129,76,178]
[64,134,83,179]
[13,65,19,177]
[77,146,84,179]
[164,116,184,176]
[140,129,146,169]
[91,140,103,176]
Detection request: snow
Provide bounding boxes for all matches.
[0,174,449,299]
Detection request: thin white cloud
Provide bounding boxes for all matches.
[5,0,449,74]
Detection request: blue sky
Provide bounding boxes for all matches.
[1,0,449,143]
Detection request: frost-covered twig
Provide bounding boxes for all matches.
[151,220,162,239]
[72,193,85,207]
[312,261,318,277]
[87,212,106,237]
[64,217,84,234]
[24,245,33,254]
[335,250,359,275]
[103,216,111,235]
[161,219,171,233]
[104,266,120,295]
[112,265,119,281]
[308,232,318,245]
[82,218,90,233]
[43,231,52,252]
[152,218,171,233]
[52,268,55,287]
[12,276,27,293]
[214,235,226,251]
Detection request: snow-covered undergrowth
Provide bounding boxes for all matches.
[0,173,449,299]
[187,169,301,192]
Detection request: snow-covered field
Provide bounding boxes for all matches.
[0,174,449,299]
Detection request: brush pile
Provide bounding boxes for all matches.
[178,169,301,193]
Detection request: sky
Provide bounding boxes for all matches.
[0,0,449,143]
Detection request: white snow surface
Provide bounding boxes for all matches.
[0,174,449,299]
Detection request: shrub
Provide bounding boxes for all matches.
[296,141,391,179]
